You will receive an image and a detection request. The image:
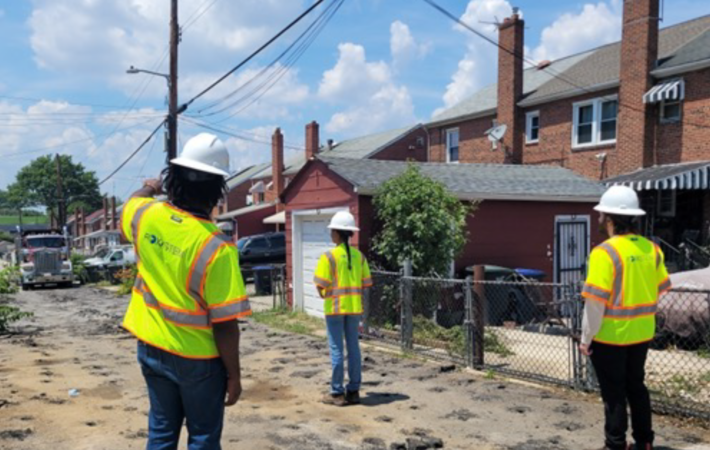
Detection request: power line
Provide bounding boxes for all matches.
[0,95,137,110]
[182,0,220,31]
[121,129,161,199]
[180,116,304,151]
[99,119,166,186]
[182,0,326,110]
[2,118,166,159]
[193,0,343,121]
[421,0,710,131]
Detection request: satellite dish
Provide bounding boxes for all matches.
[485,124,508,143]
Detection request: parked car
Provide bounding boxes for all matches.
[84,246,136,282]
[237,232,286,279]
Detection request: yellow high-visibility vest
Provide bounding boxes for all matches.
[314,244,372,316]
[120,197,251,359]
[582,234,671,346]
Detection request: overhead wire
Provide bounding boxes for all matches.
[181,0,326,110]
[99,118,167,186]
[120,127,161,199]
[180,116,305,151]
[193,0,344,123]
[421,0,710,131]
[192,0,342,117]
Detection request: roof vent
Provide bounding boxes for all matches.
[536,60,551,70]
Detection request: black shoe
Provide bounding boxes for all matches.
[345,390,360,404]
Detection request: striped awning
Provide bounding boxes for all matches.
[643,78,685,104]
[605,161,710,191]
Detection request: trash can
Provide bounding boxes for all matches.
[465,265,516,325]
[253,265,273,296]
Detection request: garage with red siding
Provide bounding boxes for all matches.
[282,156,604,315]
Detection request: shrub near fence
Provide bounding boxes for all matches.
[364,270,710,421]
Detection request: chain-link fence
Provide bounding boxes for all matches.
[364,270,710,420]
[245,264,287,309]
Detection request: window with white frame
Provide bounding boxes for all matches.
[446,128,459,163]
[660,98,681,122]
[526,111,540,144]
[572,96,618,148]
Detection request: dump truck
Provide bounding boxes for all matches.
[14,227,74,290]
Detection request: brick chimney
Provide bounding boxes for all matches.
[80,208,86,236]
[497,9,525,164]
[616,0,659,175]
[103,197,109,231]
[272,128,285,209]
[305,121,320,161]
[111,196,117,230]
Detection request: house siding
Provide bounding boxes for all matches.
[429,115,501,164]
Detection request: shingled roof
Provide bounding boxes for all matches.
[316,156,604,202]
[430,15,710,124]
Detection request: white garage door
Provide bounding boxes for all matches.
[300,216,333,317]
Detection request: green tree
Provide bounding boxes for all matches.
[0,189,7,209]
[7,155,102,224]
[372,164,476,277]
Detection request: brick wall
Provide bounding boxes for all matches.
[429,115,504,164]
[372,127,429,162]
[523,88,620,180]
[497,13,525,164]
[655,67,710,165]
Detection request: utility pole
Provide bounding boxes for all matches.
[167,0,179,163]
[55,154,65,229]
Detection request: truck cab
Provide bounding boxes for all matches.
[16,230,74,290]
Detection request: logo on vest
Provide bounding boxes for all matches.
[144,233,184,257]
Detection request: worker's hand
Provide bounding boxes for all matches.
[579,343,593,356]
[143,178,162,194]
[225,374,242,407]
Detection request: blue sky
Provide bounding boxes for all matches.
[1,0,708,198]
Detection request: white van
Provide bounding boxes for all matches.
[84,246,136,270]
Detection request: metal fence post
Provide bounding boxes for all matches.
[401,260,413,351]
[464,276,474,368]
[471,265,485,369]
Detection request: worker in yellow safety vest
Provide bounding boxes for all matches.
[314,211,372,406]
[581,185,671,450]
[121,133,251,450]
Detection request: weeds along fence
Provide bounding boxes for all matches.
[364,270,710,421]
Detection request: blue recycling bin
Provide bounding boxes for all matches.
[515,268,546,281]
[253,265,273,296]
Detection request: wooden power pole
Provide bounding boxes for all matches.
[167,0,179,162]
[55,154,65,229]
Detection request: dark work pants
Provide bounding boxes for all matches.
[590,341,653,450]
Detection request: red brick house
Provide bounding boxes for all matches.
[67,197,121,254]
[216,122,428,240]
[427,2,710,254]
[281,156,604,316]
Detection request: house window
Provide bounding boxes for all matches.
[660,98,681,123]
[657,190,676,217]
[446,128,459,163]
[573,96,618,148]
[526,111,540,144]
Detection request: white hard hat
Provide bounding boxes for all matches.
[171,133,230,177]
[328,211,359,232]
[594,185,646,216]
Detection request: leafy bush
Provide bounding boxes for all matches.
[0,306,33,334]
[70,253,89,284]
[373,164,476,276]
[115,264,137,296]
[0,267,19,295]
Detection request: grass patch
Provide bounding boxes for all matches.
[0,215,48,225]
[251,307,325,335]
[411,316,515,358]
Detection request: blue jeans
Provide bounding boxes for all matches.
[325,315,362,395]
[137,342,227,450]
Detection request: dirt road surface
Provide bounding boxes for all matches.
[1,286,709,450]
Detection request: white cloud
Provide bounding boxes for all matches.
[318,43,415,136]
[530,1,621,63]
[434,0,514,116]
[318,43,391,102]
[27,0,307,97]
[0,99,165,193]
[390,20,429,67]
